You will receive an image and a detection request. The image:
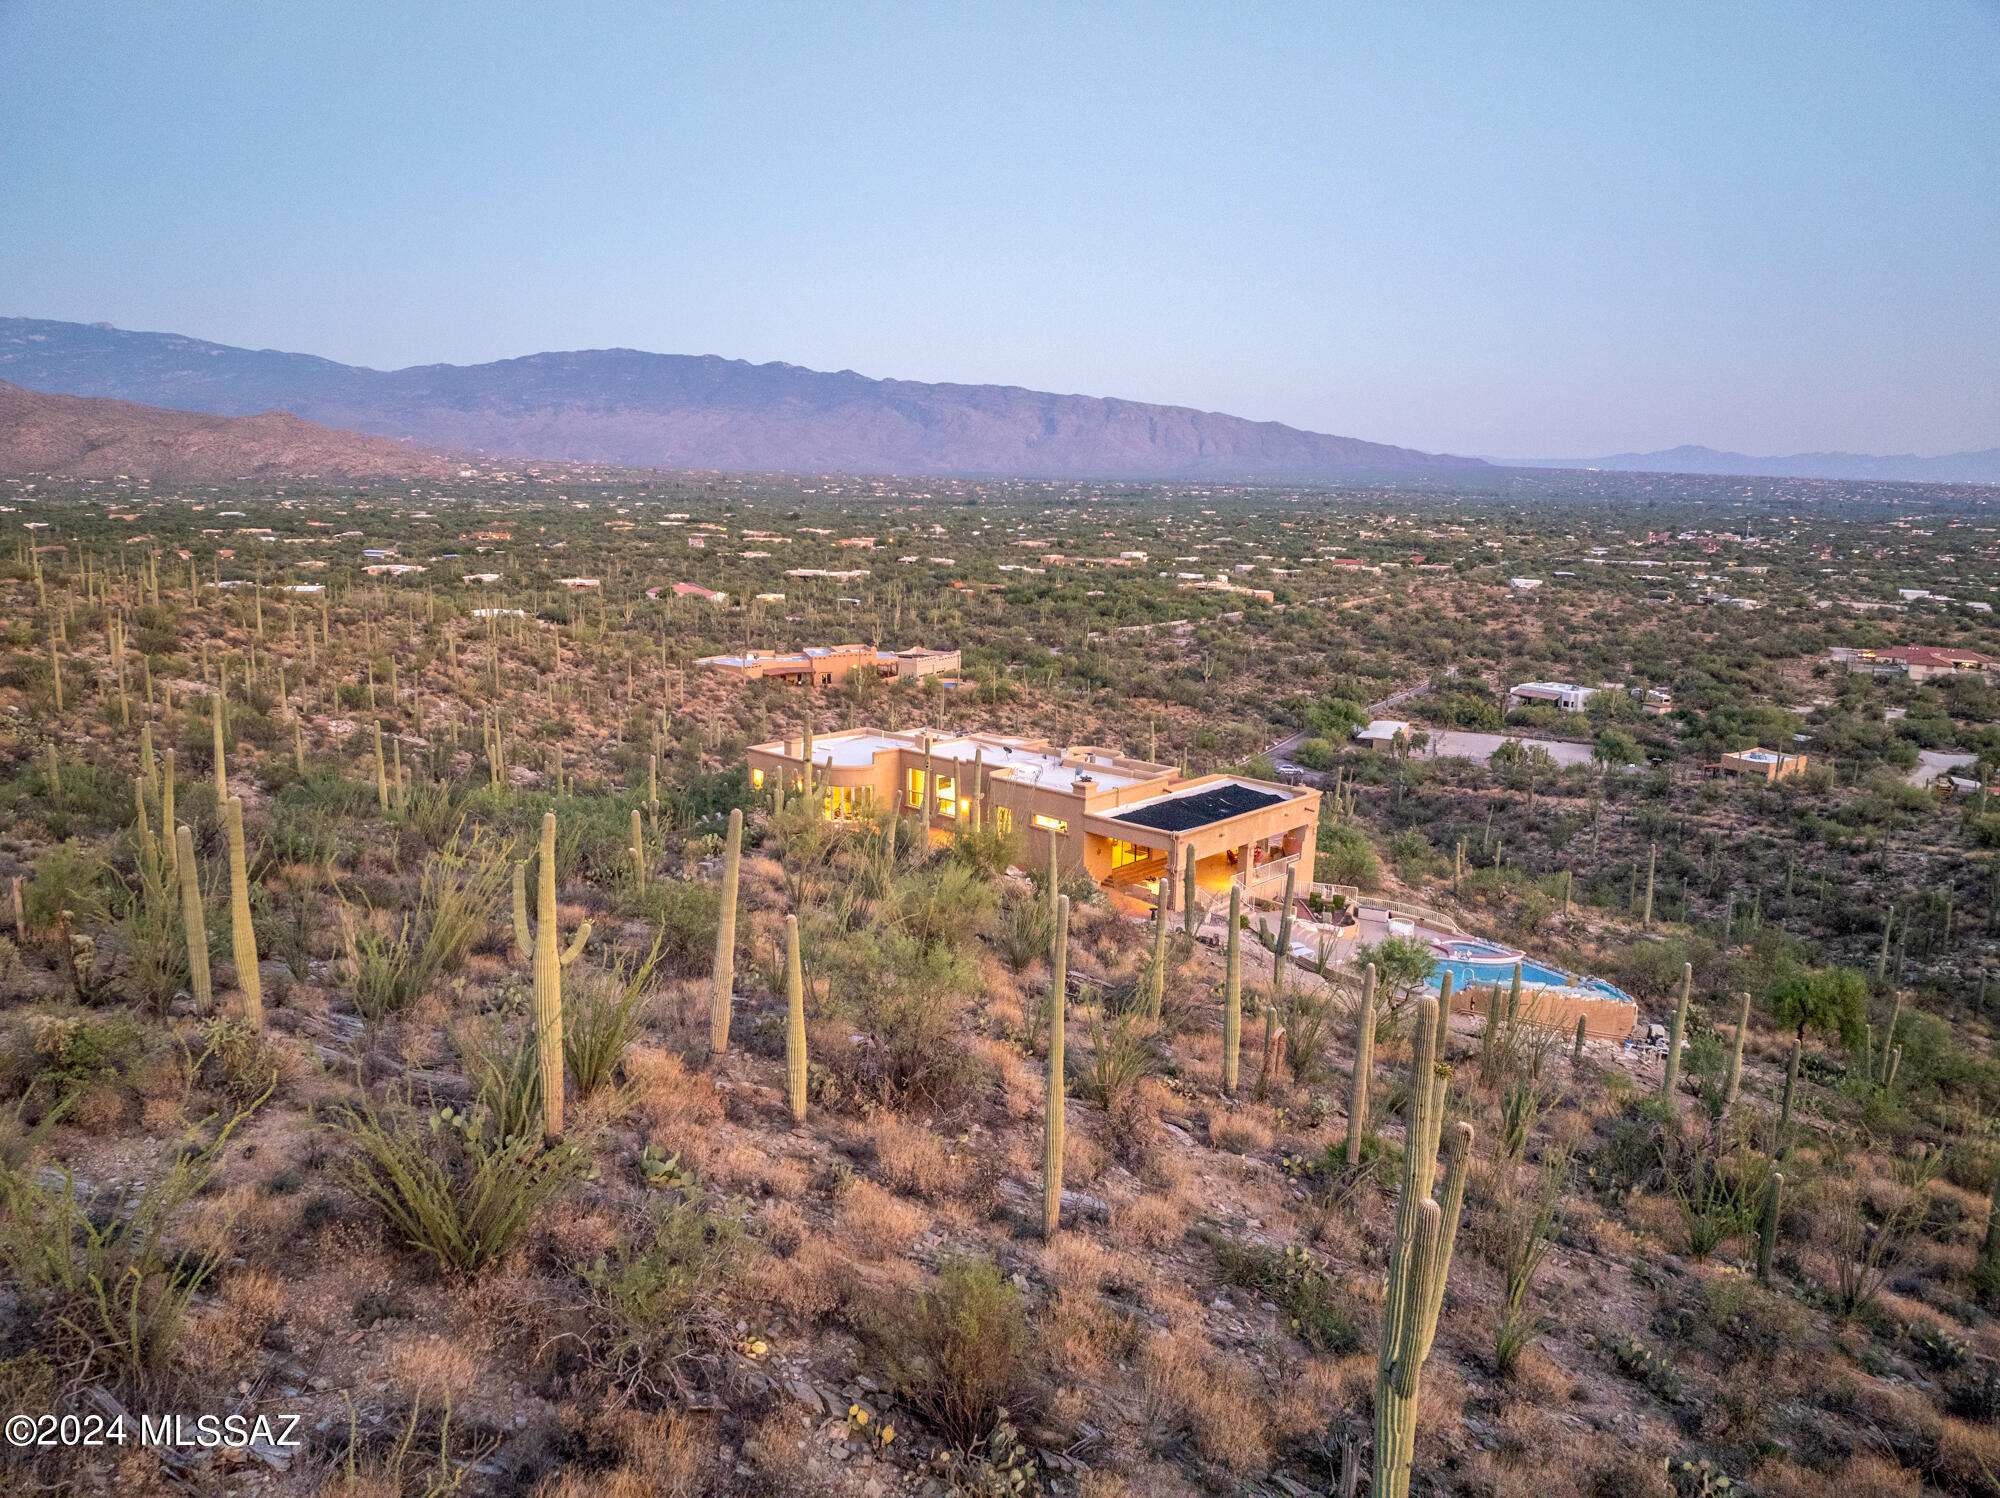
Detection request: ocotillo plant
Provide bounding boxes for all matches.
[628,809,647,895]
[784,913,808,1123]
[1044,893,1070,1241]
[176,824,212,1015]
[1757,1173,1784,1283]
[1371,994,1473,1498]
[1724,991,1751,1106]
[1344,962,1378,1167]
[1222,884,1243,1096]
[1661,962,1692,1099]
[224,797,262,1031]
[512,812,592,1140]
[711,807,743,1054]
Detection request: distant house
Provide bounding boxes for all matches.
[649,582,726,603]
[697,645,959,686]
[1719,747,1809,783]
[1508,682,1596,713]
[1844,646,1997,683]
[461,573,502,584]
[556,577,601,589]
[1641,688,1674,715]
[1509,577,1543,591]
[362,563,425,577]
[1355,719,1411,750]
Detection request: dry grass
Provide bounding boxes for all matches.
[1139,1325,1269,1475]
[1206,1107,1273,1155]
[529,1411,716,1498]
[625,1045,723,1136]
[386,1333,485,1406]
[836,1178,928,1260]
[1111,1193,1186,1249]
[871,1112,961,1199]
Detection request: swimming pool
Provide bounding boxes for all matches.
[1426,958,1633,1004]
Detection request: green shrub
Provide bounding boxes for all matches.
[336,1093,586,1276]
[564,944,658,1098]
[1315,823,1379,889]
[1199,1230,1359,1354]
[576,1200,753,1403]
[869,1256,1036,1450]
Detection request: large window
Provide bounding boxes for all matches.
[1109,838,1152,869]
[935,775,957,819]
[1032,813,1068,835]
[906,767,924,808]
[750,767,765,790]
[823,785,866,821]
[994,806,1013,835]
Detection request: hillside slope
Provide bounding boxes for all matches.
[0,378,465,482]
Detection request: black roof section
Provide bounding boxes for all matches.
[1110,782,1285,834]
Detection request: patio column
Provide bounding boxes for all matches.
[1162,847,1178,913]
[1238,840,1253,887]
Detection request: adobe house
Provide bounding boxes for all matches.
[1718,746,1809,782]
[1507,681,1596,713]
[745,728,1318,907]
[698,645,959,685]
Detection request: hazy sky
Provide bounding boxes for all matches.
[3,2,1996,457]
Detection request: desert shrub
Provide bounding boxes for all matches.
[2,1008,147,1115]
[641,876,724,965]
[818,930,985,1113]
[23,840,112,931]
[1075,1008,1162,1117]
[993,888,1055,973]
[0,1101,261,1392]
[564,943,659,1098]
[1315,823,1379,889]
[335,1092,587,1276]
[341,835,509,1021]
[868,1255,1037,1450]
[576,1199,755,1405]
[1199,1230,1360,1354]
[198,1018,290,1106]
[455,1007,543,1143]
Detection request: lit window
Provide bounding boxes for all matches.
[994,806,1013,834]
[936,775,956,818]
[1032,813,1068,835]
[906,767,924,807]
[750,767,765,790]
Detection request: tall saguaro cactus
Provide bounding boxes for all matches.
[1371,995,1473,1498]
[1271,862,1296,989]
[1182,855,1197,938]
[1044,893,1070,1241]
[224,798,262,1031]
[785,914,808,1123]
[711,808,743,1054]
[1724,990,1752,1107]
[1222,885,1243,1096]
[629,809,647,895]
[1661,961,1692,1099]
[1345,962,1378,1167]
[176,824,212,1015]
[1145,899,1167,1020]
[513,812,592,1140]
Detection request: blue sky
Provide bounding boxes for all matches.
[2,2,1995,457]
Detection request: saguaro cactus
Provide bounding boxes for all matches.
[1271,862,1296,989]
[1757,1172,1784,1283]
[629,808,647,895]
[212,688,228,802]
[1182,855,1197,938]
[1573,1015,1588,1064]
[161,750,177,877]
[785,913,808,1123]
[1044,893,1070,1241]
[1345,962,1378,1167]
[1778,1038,1801,1138]
[1724,991,1751,1107]
[1222,885,1243,1096]
[374,723,390,812]
[1878,991,1904,1083]
[512,812,592,1140]
[1642,842,1656,926]
[176,824,212,1014]
[711,807,743,1054]
[224,798,262,1031]
[1661,961,1692,1099]
[1371,994,1473,1498]
[1146,899,1167,1019]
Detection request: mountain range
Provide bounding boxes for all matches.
[1492,443,2000,484]
[0,379,465,483]
[0,317,1487,483]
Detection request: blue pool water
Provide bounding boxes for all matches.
[1428,959,1632,1003]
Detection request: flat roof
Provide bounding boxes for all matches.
[1356,719,1409,739]
[1108,779,1289,833]
[758,731,1162,793]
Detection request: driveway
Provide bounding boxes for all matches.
[1421,731,1598,768]
[1908,749,1979,788]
